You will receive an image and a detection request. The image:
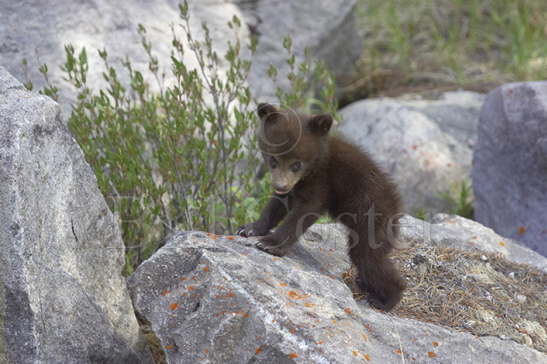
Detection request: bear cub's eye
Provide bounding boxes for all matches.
[269,156,278,169]
[290,161,302,173]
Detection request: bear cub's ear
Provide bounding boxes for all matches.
[257,103,278,122]
[308,114,333,136]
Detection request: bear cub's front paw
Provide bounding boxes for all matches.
[236,222,269,238]
[256,235,289,257]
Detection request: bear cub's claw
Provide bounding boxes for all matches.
[256,235,289,257]
[236,223,268,238]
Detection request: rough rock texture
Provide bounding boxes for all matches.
[239,0,362,100]
[472,82,547,257]
[0,0,247,108]
[128,220,546,364]
[339,91,485,213]
[0,67,150,363]
[400,214,547,273]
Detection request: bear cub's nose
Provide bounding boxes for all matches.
[273,183,290,195]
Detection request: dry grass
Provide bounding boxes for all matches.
[346,245,547,353]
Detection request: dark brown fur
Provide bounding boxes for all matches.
[237,104,405,311]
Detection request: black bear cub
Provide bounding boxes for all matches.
[237,103,405,311]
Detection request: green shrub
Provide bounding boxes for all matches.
[31,2,336,274]
[441,180,474,219]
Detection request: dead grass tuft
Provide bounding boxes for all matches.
[346,245,547,352]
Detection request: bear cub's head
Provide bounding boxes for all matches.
[256,103,333,195]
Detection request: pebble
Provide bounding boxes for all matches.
[463,320,476,329]
[521,334,533,346]
[412,254,428,265]
[515,294,527,304]
[416,264,427,275]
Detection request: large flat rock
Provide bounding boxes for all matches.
[128,221,545,363]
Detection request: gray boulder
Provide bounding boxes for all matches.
[128,220,546,363]
[400,214,547,273]
[0,0,248,108]
[339,91,485,213]
[240,0,362,100]
[473,82,547,257]
[0,67,150,363]
[1,0,362,107]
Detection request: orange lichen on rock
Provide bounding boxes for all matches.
[499,241,505,247]
[288,353,298,359]
[161,289,170,296]
[287,291,309,300]
[304,302,315,308]
[213,290,235,299]
[394,348,402,355]
[165,345,174,350]
[428,351,437,358]
[344,308,352,314]
[212,291,234,300]
[363,353,371,361]
[279,282,288,287]
[169,303,178,310]
[518,226,526,234]
[255,347,262,355]
[187,285,196,291]
[432,341,440,347]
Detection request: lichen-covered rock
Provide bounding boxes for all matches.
[0,67,151,363]
[400,214,547,273]
[472,81,547,257]
[128,221,545,363]
[339,91,485,213]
